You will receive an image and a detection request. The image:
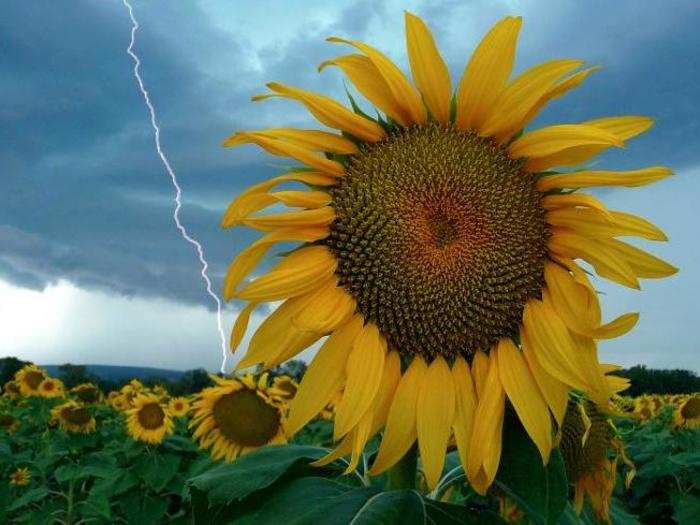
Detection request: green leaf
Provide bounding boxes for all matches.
[79,494,112,520]
[134,453,181,492]
[494,410,568,525]
[54,463,82,483]
[672,493,700,525]
[350,490,426,525]
[8,487,50,512]
[188,444,328,504]
[423,500,505,525]
[163,435,199,453]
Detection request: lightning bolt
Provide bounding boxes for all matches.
[122,0,229,373]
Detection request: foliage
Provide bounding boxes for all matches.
[616,366,700,396]
[0,357,31,385]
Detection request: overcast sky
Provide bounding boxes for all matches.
[1,0,698,373]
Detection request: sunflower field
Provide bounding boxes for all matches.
[1,364,698,524]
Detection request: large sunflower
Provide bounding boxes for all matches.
[14,365,48,397]
[51,401,97,434]
[189,375,287,462]
[125,394,174,444]
[222,13,676,492]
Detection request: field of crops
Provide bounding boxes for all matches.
[1,364,698,524]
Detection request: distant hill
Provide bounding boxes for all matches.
[43,364,185,382]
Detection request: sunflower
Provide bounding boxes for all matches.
[109,392,131,411]
[673,395,700,429]
[14,364,48,396]
[2,380,21,399]
[0,413,20,434]
[37,378,65,399]
[190,375,286,462]
[270,375,299,402]
[125,394,173,444]
[559,400,634,523]
[71,383,103,404]
[51,401,96,434]
[222,13,675,492]
[9,467,31,487]
[168,396,191,417]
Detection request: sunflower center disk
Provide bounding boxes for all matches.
[137,403,165,430]
[328,124,548,359]
[25,371,44,390]
[213,390,280,447]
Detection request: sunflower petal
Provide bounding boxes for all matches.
[417,357,456,489]
[236,246,337,302]
[241,206,336,232]
[230,302,257,354]
[597,238,678,279]
[333,323,386,440]
[291,283,356,333]
[592,312,639,340]
[480,59,584,138]
[370,351,402,434]
[223,128,358,154]
[497,338,552,463]
[536,166,672,191]
[471,350,490,399]
[370,357,427,475]
[582,115,654,140]
[544,261,597,336]
[254,82,386,142]
[509,124,623,159]
[223,227,328,300]
[549,231,640,289]
[452,356,477,479]
[285,315,364,436]
[467,350,505,495]
[546,207,668,241]
[456,17,522,131]
[327,37,426,124]
[542,192,613,221]
[405,12,451,123]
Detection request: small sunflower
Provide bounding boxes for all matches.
[270,375,299,401]
[0,413,20,434]
[168,396,191,417]
[2,381,21,399]
[673,395,700,429]
[14,365,48,396]
[71,383,103,404]
[9,467,31,486]
[190,376,286,462]
[37,378,65,399]
[222,13,675,492]
[51,401,96,434]
[125,394,173,444]
[559,400,633,523]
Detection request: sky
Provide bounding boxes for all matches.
[1,0,698,373]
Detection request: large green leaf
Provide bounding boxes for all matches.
[494,410,568,525]
[188,444,329,504]
[134,452,181,492]
[423,500,505,525]
[349,490,426,525]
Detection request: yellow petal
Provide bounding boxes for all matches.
[592,312,639,340]
[608,211,668,241]
[223,227,328,300]
[509,124,623,159]
[236,246,337,302]
[497,338,552,463]
[405,12,451,123]
[254,82,386,142]
[546,207,668,241]
[582,115,654,140]
[223,128,358,154]
[417,357,456,490]
[536,166,673,191]
[319,54,410,126]
[548,231,640,289]
[480,59,584,138]
[521,333,570,427]
[544,262,597,336]
[451,356,477,480]
[542,193,613,221]
[370,357,427,475]
[518,66,600,132]
[456,17,522,131]
[221,171,336,228]
[369,351,402,434]
[236,295,322,369]
[471,350,490,399]
[327,37,426,125]
[292,283,356,333]
[333,323,386,440]
[271,190,332,209]
[467,350,505,495]
[241,206,336,232]
[285,315,364,436]
[239,133,345,176]
[597,238,678,279]
[230,302,257,354]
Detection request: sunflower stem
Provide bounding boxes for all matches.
[386,444,418,490]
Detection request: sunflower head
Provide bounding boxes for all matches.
[674,395,700,429]
[9,467,31,487]
[51,401,96,434]
[126,394,174,444]
[168,396,191,417]
[270,375,299,401]
[0,413,20,434]
[14,365,48,396]
[190,376,286,462]
[222,12,675,494]
[2,380,21,399]
[71,383,102,404]
[38,378,65,399]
